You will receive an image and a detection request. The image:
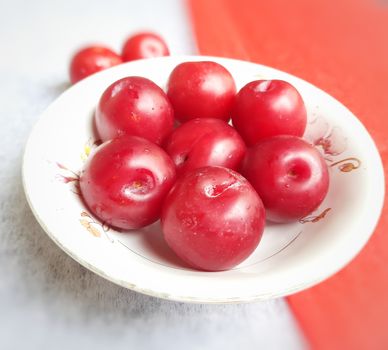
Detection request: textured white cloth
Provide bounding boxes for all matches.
[0,0,305,348]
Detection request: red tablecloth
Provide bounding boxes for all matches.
[188,0,388,348]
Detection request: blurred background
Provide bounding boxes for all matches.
[1,0,387,349]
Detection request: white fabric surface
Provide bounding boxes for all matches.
[0,0,306,348]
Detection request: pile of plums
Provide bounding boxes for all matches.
[79,60,329,271]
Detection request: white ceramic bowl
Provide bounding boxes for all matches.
[22,56,384,303]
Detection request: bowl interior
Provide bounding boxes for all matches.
[22,56,384,302]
